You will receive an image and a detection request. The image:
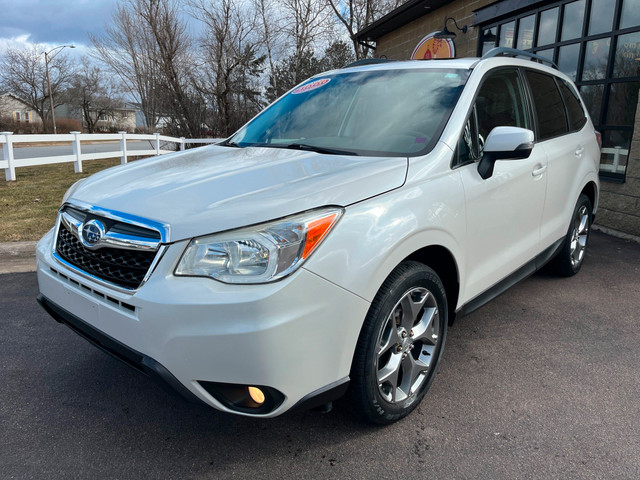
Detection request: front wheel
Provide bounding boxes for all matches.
[349,262,448,425]
[549,193,593,276]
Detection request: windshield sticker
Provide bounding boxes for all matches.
[291,78,331,94]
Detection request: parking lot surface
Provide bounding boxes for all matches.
[1,231,639,479]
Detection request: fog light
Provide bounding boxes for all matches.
[198,381,285,414]
[248,386,265,405]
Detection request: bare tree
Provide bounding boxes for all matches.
[136,0,205,137]
[0,45,74,131]
[67,57,122,133]
[91,1,161,130]
[281,0,333,84]
[253,0,285,95]
[326,0,403,59]
[189,0,265,136]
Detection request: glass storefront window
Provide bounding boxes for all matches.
[478,0,640,179]
[620,0,640,29]
[589,0,616,35]
[482,27,497,55]
[607,82,640,125]
[561,0,585,41]
[613,32,640,78]
[582,38,610,80]
[558,43,581,80]
[517,15,535,50]
[579,84,604,123]
[538,8,559,46]
[499,21,515,48]
[600,130,632,175]
[536,48,555,63]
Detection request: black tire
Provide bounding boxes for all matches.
[549,193,593,277]
[349,261,448,425]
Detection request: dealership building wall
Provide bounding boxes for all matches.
[356,0,640,237]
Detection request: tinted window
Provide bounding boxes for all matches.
[475,69,529,141]
[455,69,529,167]
[558,80,587,131]
[525,70,568,140]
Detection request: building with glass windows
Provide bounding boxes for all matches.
[355,0,640,237]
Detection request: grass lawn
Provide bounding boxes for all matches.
[0,159,122,242]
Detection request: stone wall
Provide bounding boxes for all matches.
[597,94,640,237]
[375,0,494,61]
[373,0,640,238]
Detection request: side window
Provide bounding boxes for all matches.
[457,106,481,165]
[455,69,529,166]
[525,70,569,140]
[557,79,588,131]
[475,69,530,142]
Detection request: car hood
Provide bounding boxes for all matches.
[68,145,408,241]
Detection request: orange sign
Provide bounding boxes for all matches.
[411,33,455,60]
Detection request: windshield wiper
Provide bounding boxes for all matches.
[282,143,358,156]
[219,140,242,148]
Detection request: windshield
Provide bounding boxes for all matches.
[225,68,470,157]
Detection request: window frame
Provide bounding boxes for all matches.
[477,0,640,181]
[452,67,535,169]
[523,69,570,141]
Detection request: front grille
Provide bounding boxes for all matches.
[55,224,157,290]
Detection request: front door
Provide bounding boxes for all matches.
[456,68,548,301]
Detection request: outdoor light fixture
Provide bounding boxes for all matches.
[434,17,468,39]
[44,44,76,135]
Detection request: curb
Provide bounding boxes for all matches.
[0,241,37,274]
[592,224,640,244]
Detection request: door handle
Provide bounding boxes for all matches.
[532,164,547,176]
[575,146,584,158]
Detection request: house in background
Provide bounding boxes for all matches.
[0,92,43,130]
[90,106,136,132]
[55,103,137,133]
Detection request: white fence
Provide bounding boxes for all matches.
[600,146,628,174]
[0,131,222,181]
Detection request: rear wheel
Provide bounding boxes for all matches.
[349,261,447,425]
[549,194,592,276]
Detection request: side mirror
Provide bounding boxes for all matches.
[478,127,535,179]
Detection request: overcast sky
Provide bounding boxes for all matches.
[0,0,118,53]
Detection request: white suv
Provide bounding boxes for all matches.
[37,49,600,424]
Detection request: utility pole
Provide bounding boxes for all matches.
[44,44,75,134]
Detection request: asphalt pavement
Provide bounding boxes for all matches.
[1,231,639,479]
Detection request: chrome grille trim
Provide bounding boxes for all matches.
[60,210,161,252]
[52,201,171,293]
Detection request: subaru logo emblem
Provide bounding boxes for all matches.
[81,219,105,248]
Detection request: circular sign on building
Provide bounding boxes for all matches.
[411,32,455,60]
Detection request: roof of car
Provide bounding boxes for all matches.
[326,55,566,82]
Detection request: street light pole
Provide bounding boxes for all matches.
[44,44,75,134]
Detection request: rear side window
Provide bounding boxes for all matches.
[525,70,568,140]
[557,79,588,131]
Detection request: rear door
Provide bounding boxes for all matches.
[456,68,548,301]
[524,70,591,248]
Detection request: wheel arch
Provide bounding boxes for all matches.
[581,181,598,217]
[404,245,460,325]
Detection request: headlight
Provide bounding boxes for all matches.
[175,207,343,284]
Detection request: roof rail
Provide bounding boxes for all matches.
[482,47,558,69]
[343,58,398,68]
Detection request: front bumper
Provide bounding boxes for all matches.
[36,229,369,417]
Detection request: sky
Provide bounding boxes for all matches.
[0,0,118,55]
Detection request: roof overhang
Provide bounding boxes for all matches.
[354,0,457,42]
[473,0,548,25]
